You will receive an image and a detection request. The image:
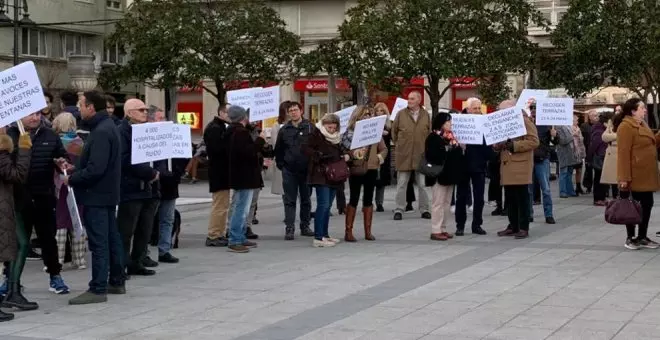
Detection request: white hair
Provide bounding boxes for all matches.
[466,97,482,107]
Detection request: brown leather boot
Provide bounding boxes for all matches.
[363,206,375,241]
[344,205,357,242]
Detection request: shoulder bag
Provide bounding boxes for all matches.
[605,192,642,225]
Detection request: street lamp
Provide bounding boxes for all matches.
[67,54,99,93]
[0,0,35,66]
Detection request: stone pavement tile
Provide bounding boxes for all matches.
[547,319,626,340]
[631,304,660,324]
[12,324,83,339]
[483,325,555,340]
[190,301,282,322]
[55,317,164,340]
[577,308,637,323]
[0,322,41,335]
[428,307,520,338]
[382,308,452,334]
[424,300,480,312]
[357,331,423,340]
[114,319,216,340]
[418,335,481,340]
[377,296,437,309]
[612,323,660,340]
[294,328,369,340]
[188,322,273,340]
[15,311,113,328]
[540,288,608,308]
[590,290,657,312]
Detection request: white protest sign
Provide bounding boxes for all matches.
[389,97,408,121]
[63,169,84,241]
[350,115,387,150]
[535,98,574,126]
[451,114,485,145]
[0,61,47,128]
[336,105,357,134]
[131,122,173,164]
[170,124,192,159]
[227,87,261,112]
[482,107,527,145]
[516,89,549,109]
[250,86,280,122]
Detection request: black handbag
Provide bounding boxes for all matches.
[417,154,444,178]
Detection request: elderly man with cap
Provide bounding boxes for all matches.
[117,98,160,276]
[224,105,261,253]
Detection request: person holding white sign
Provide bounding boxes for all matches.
[391,91,431,220]
[341,106,387,242]
[528,100,557,225]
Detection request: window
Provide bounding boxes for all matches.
[107,0,121,9]
[530,0,569,26]
[104,42,123,64]
[21,28,48,57]
[51,33,64,59]
[65,33,87,55]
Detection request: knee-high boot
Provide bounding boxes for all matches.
[2,281,38,311]
[344,205,357,242]
[363,206,375,241]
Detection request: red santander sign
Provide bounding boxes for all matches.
[294,79,351,92]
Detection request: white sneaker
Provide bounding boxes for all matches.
[450,205,456,213]
[468,205,474,213]
[313,239,336,248]
[323,237,340,244]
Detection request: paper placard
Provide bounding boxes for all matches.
[131,122,174,164]
[350,115,387,150]
[535,98,574,126]
[451,114,485,145]
[0,61,47,128]
[171,124,192,159]
[250,86,280,122]
[227,87,261,112]
[63,169,84,241]
[389,97,408,121]
[482,107,527,145]
[516,89,549,109]
[336,105,357,134]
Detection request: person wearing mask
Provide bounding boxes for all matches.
[117,99,160,276]
[275,102,314,240]
[496,100,540,239]
[60,90,82,127]
[425,113,464,241]
[66,91,125,305]
[555,122,582,198]
[52,112,87,269]
[600,112,619,199]
[225,106,261,253]
[455,98,490,236]
[305,113,348,247]
[0,127,33,318]
[373,102,392,212]
[528,100,557,224]
[616,98,660,250]
[587,112,609,206]
[341,106,387,242]
[204,105,231,247]
[6,111,70,295]
[581,110,597,193]
[392,91,431,220]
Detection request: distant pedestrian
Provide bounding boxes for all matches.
[373,102,392,212]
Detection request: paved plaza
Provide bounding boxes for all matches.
[2,180,660,340]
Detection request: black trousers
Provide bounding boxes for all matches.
[117,198,160,271]
[456,172,485,229]
[593,169,606,202]
[583,164,594,191]
[624,191,654,240]
[23,194,61,277]
[505,185,531,232]
[349,170,378,207]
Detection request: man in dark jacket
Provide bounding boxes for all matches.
[117,99,160,277]
[7,111,70,295]
[203,104,230,247]
[580,110,597,193]
[529,104,557,225]
[274,102,314,240]
[66,91,125,305]
[225,106,261,253]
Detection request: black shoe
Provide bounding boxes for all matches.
[142,256,159,268]
[405,204,414,212]
[393,212,403,220]
[529,217,534,223]
[245,227,259,240]
[107,285,126,295]
[158,253,179,264]
[421,212,431,219]
[205,237,228,247]
[26,249,41,261]
[128,267,156,276]
[586,189,592,194]
[285,227,295,240]
[251,218,259,225]
[549,174,557,181]
[0,309,13,322]
[455,229,465,236]
[338,206,345,215]
[545,217,556,224]
[491,208,504,216]
[300,226,314,237]
[376,204,384,212]
[472,227,487,235]
[2,283,38,311]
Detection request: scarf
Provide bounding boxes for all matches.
[316,121,341,145]
[436,129,458,146]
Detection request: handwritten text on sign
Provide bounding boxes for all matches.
[451,114,485,145]
[336,105,357,134]
[171,124,193,159]
[482,107,527,145]
[227,87,260,112]
[0,61,47,128]
[535,98,574,126]
[250,86,280,122]
[131,122,174,164]
[350,115,387,150]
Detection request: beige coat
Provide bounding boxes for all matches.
[501,116,540,186]
[392,108,431,172]
[600,120,618,184]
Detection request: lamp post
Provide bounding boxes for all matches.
[67,54,98,93]
[0,0,34,66]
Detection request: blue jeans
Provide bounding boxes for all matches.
[228,190,254,246]
[529,159,554,218]
[313,186,336,240]
[83,206,125,294]
[157,199,176,255]
[559,167,576,197]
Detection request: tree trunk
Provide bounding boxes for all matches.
[213,79,227,106]
[427,75,440,119]
[652,88,659,130]
[328,73,337,113]
[351,83,358,105]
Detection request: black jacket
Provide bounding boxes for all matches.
[68,112,122,207]
[227,123,262,190]
[157,158,187,200]
[463,138,492,174]
[203,117,229,193]
[8,123,68,197]
[275,119,313,174]
[534,125,558,163]
[425,133,465,186]
[118,118,157,202]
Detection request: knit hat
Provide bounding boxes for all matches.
[227,105,248,123]
[320,113,341,130]
[432,112,452,131]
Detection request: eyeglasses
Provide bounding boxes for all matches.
[132,108,148,113]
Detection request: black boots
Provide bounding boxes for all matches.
[2,282,38,311]
[246,227,259,240]
[0,308,13,322]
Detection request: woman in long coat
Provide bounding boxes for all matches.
[600,114,619,198]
